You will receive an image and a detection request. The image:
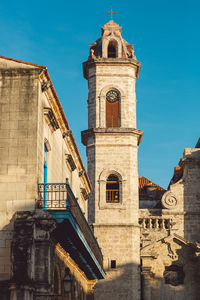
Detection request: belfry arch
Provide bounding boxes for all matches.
[107,40,118,58]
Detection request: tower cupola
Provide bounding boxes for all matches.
[88,20,137,60]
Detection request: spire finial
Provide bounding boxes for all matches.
[106,7,116,20]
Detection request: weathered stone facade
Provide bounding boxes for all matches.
[82,20,200,300]
[0,56,105,299]
[82,20,143,300]
[1,19,200,300]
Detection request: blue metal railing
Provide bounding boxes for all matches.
[37,182,104,268]
[38,183,68,210]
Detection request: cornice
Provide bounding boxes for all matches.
[83,58,141,79]
[81,127,143,146]
[0,68,42,78]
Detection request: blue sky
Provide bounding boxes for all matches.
[0,0,199,188]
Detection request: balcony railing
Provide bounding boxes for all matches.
[139,217,172,230]
[37,182,103,267]
[38,183,67,209]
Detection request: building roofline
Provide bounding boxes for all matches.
[139,176,166,192]
[0,55,91,191]
[195,138,200,148]
[0,55,47,69]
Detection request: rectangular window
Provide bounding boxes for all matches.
[111,260,116,269]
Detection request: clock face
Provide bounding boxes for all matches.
[106,90,120,103]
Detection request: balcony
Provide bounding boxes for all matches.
[38,183,67,209]
[37,182,105,280]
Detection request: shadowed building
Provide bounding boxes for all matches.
[0,56,105,300]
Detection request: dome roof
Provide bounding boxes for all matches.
[88,21,137,60]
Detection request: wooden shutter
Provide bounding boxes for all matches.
[106,100,119,127]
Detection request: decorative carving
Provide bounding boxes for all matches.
[164,240,178,260]
[161,191,177,209]
[81,188,89,200]
[41,80,51,92]
[79,170,85,177]
[12,210,57,283]
[66,154,76,171]
[63,130,72,138]
[35,210,56,233]
[44,107,59,131]
[90,48,96,59]
[164,265,185,286]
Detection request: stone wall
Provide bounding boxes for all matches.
[87,62,137,129]
[94,224,140,300]
[139,144,200,300]
[141,235,200,300]
[161,147,200,243]
[83,56,142,300]
[0,68,40,280]
[0,60,90,283]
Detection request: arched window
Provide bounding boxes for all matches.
[106,175,120,203]
[106,89,120,128]
[108,40,117,58]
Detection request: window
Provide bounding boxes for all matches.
[106,89,120,128]
[111,260,116,269]
[108,40,117,58]
[106,175,120,203]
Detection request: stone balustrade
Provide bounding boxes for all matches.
[139,217,172,230]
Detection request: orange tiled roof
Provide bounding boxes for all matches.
[139,176,166,206]
[139,176,166,192]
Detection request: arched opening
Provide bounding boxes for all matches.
[108,40,117,58]
[106,89,120,127]
[106,175,120,203]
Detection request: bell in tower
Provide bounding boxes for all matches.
[82,18,143,300]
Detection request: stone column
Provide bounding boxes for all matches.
[33,210,56,300]
[10,210,56,300]
[11,212,35,300]
[9,284,34,300]
[141,267,153,300]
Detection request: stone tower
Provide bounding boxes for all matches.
[82,20,143,300]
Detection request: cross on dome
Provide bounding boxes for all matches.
[106,8,116,20]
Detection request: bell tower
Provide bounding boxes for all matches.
[82,19,143,300]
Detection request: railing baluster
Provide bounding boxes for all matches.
[138,217,172,230]
[38,183,68,210]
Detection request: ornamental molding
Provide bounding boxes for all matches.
[81,128,143,146]
[65,153,76,171]
[161,191,178,209]
[43,107,59,132]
